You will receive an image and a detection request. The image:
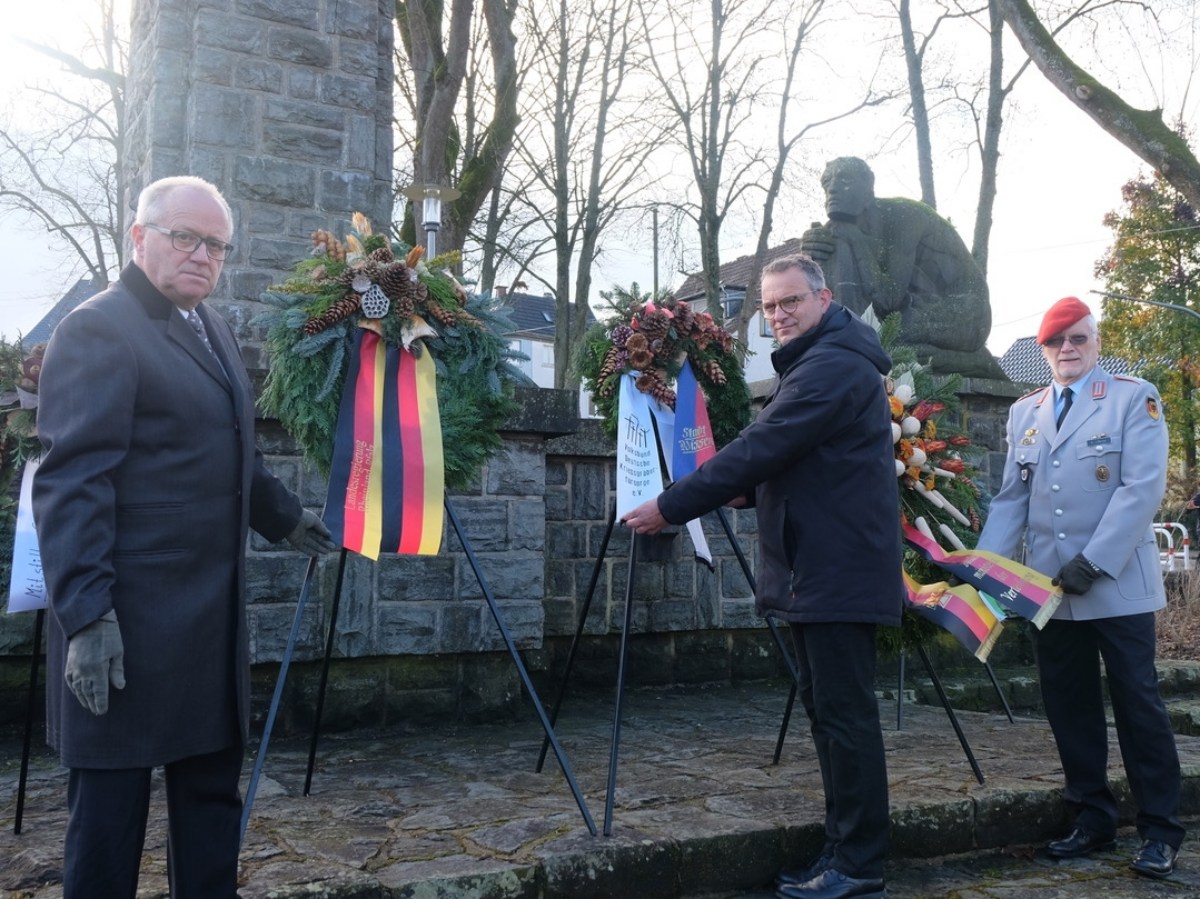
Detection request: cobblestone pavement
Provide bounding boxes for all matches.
[4,679,1200,898]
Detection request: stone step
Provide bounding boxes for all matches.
[900,660,1200,725]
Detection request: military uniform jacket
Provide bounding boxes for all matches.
[33,264,301,768]
[977,366,1167,621]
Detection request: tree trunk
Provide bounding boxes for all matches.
[997,0,1200,211]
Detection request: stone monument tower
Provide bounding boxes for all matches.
[122,0,395,365]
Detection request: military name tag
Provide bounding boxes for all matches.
[1087,434,1110,448]
[1096,464,1110,482]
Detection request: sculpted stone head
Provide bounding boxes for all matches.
[820,157,875,222]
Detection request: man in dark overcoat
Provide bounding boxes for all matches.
[33,175,334,897]
[623,253,902,899]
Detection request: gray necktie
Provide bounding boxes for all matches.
[186,309,216,356]
[1055,386,1073,430]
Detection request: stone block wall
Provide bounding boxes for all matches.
[1,384,1019,730]
[122,0,395,366]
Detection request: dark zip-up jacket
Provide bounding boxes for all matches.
[659,303,903,624]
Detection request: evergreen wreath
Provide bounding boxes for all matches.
[874,312,989,655]
[576,294,751,448]
[254,214,532,489]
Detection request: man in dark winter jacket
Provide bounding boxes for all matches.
[623,253,902,899]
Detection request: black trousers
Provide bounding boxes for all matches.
[1035,613,1183,848]
[63,742,244,898]
[790,621,889,879]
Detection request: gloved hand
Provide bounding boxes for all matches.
[65,610,125,715]
[286,509,338,556]
[1052,553,1104,595]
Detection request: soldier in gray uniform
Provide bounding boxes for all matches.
[977,296,1183,879]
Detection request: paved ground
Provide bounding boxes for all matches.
[4,677,1200,898]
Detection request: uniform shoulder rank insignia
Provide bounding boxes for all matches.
[1091,381,1106,399]
[1147,397,1161,420]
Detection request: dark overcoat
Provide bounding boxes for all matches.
[33,264,300,768]
[658,304,903,625]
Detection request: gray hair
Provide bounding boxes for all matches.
[135,176,232,230]
[763,253,827,292]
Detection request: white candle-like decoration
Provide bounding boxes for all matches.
[893,383,914,404]
[914,516,936,540]
[931,490,971,527]
[938,522,967,551]
[901,416,921,437]
[911,480,945,508]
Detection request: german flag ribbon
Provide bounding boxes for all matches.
[902,522,1061,628]
[901,571,1004,662]
[325,329,444,560]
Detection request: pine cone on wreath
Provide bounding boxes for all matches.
[674,302,694,335]
[636,371,676,408]
[392,295,416,320]
[597,347,622,382]
[703,358,727,385]
[423,301,459,328]
[639,312,670,343]
[303,292,362,335]
[377,262,412,301]
[369,245,395,264]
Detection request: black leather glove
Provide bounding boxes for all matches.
[65,610,125,715]
[1052,553,1104,595]
[286,509,338,556]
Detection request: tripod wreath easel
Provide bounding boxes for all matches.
[241,332,597,839]
[243,221,599,839]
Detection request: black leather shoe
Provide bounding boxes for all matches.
[775,867,886,899]
[1044,825,1117,859]
[1131,839,1177,879]
[776,853,833,887]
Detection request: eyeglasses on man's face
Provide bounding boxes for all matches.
[144,223,234,261]
[760,292,818,318]
[1043,333,1090,349]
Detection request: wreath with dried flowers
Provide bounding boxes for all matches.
[576,294,751,448]
[873,313,992,655]
[254,214,532,489]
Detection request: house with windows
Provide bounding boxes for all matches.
[671,239,807,390]
[496,286,598,415]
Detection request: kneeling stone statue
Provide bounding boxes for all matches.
[801,156,1007,380]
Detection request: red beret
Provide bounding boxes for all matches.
[1037,296,1092,345]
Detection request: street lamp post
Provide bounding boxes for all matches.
[400,184,462,259]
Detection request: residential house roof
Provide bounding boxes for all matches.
[500,289,596,339]
[22,276,106,346]
[997,335,1147,385]
[673,238,807,306]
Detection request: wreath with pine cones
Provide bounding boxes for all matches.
[576,294,750,448]
[254,214,532,489]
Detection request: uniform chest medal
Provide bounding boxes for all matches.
[1020,427,1039,446]
[1096,464,1110,482]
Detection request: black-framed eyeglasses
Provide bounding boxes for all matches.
[1043,334,1090,349]
[144,223,234,260]
[760,292,818,317]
